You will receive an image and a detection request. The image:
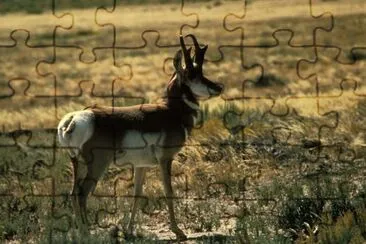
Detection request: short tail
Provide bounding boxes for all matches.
[57,111,95,157]
[58,115,76,141]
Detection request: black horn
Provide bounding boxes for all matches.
[179,35,194,71]
[186,34,207,68]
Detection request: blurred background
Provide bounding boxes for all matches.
[0,0,366,242]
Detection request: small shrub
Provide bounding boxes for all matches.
[279,198,324,239]
[255,74,288,87]
[330,199,355,222]
[349,50,366,62]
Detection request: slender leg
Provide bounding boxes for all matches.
[77,148,113,232]
[159,159,187,240]
[126,167,146,234]
[70,156,83,229]
[70,156,79,209]
[78,177,97,226]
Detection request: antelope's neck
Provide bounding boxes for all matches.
[164,76,200,131]
[166,97,199,131]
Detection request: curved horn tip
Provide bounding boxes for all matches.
[184,34,195,38]
[179,35,186,46]
[185,34,201,50]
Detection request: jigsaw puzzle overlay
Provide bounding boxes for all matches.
[1,0,366,242]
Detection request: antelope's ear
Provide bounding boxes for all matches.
[173,50,183,72]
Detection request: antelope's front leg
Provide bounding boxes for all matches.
[126,167,146,235]
[159,159,187,241]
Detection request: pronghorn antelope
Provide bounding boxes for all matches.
[57,34,223,240]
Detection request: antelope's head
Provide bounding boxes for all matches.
[171,35,223,101]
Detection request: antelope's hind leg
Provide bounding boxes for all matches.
[76,148,114,229]
[69,156,86,231]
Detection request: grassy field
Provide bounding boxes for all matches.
[0,0,213,14]
[1,0,366,242]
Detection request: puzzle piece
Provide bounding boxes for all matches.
[114,32,177,101]
[204,46,260,100]
[0,131,56,197]
[1,0,366,242]
[312,0,366,63]
[96,0,196,47]
[224,0,333,46]
[53,0,115,63]
[242,31,318,99]
[298,46,357,97]
[0,0,72,46]
[0,195,47,241]
[37,47,131,96]
[0,32,55,96]
[0,80,57,131]
[223,99,278,141]
[181,0,244,61]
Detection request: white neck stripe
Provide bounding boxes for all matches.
[183,95,200,111]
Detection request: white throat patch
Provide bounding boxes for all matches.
[186,79,211,98]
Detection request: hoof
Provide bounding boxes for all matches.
[122,232,135,241]
[110,227,137,241]
[174,229,187,241]
[122,229,143,241]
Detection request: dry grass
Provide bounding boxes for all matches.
[1,0,366,242]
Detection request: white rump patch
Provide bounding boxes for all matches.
[57,110,95,157]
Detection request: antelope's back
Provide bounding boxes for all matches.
[85,104,188,147]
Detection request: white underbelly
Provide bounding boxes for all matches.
[114,130,166,168]
[115,148,160,167]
